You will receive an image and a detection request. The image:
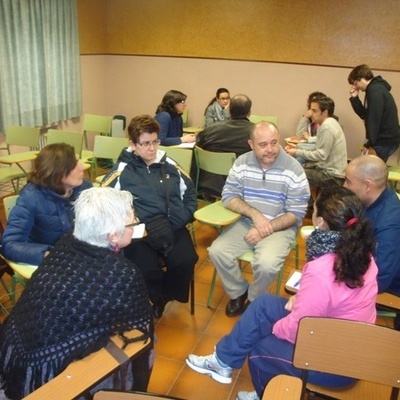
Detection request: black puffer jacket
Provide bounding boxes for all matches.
[103,148,196,231]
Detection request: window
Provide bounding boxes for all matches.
[0,0,82,131]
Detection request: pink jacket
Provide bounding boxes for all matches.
[273,253,378,344]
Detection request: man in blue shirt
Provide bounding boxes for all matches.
[344,155,400,328]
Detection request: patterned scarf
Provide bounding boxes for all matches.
[306,229,341,262]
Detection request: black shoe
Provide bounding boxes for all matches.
[225,290,248,317]
[153,304,165,319]
[152,296,169,319]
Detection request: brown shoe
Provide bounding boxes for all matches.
[225,290,248,317]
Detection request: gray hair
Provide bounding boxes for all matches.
[73,187,134,247]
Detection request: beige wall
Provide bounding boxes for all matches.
[75,0,400,161]
[78,0,400,71]
[79,54,400,161]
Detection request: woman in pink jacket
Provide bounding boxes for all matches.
[186,186,378,400]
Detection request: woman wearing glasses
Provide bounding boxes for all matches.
[154,89,196,146]
[204,87,231,127]
[102,114,198,318]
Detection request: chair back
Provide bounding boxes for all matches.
[194,146,236,192]
[181,108,189,126]
[293,317,400,390]
[194,146,236,175]
[249,115,278,126]
[46,129,84,156]
[82,114,112,136]
[5,125,40,151]
[4,195,19,221]
[93,136,128,160]
[159,145,193,174]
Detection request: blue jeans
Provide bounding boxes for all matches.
[216,295,355,397]
[373,144,399,163]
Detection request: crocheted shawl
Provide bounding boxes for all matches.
[0,233,152,400]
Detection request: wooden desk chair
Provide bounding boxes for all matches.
[23,329,151,400]
[249,115,278,126]
[293,317,400,399]
[262,374,303,399]
[94,390,186,400]
[0,125,40,193]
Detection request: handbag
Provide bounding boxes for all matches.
[144,163,174,256]
[145,214,174,256]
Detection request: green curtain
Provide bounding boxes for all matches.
[0,0,82,131]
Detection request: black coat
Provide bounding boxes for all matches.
[350,76,400,147]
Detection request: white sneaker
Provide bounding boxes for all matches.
[236,391,260,400]
[186,351,233,384]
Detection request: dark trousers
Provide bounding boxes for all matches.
[373,143,399,163]
[124,227,198,303]
[216,295,355,397]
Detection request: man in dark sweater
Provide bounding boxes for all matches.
[344,155,400,329]
[348,64,400,162]
[196,94,254,196]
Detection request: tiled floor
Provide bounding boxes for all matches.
[0,193,393,400]
[147,220,306,400]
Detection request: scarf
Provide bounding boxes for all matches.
[306,229,341,262]
[211,101,227,122]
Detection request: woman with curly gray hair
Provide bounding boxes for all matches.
[0,187,152,400]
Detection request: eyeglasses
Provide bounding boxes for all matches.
[125,217,141,228]
[218,96,230,101]
[136,139,160,148]
[180,100,186,104]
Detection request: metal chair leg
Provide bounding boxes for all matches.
[207,268,217,308]
[190,275,195,315]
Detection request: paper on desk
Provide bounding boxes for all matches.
[132,223,146,239]
[177,142,196,148]
[286,270,302,290]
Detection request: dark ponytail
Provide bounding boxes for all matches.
[315,187,375,288]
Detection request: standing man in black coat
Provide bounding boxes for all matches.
[348,64,400,162]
